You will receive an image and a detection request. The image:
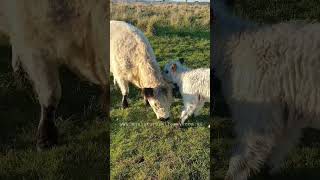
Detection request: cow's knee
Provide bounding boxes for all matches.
[114,78,129,109]
[20,54,61,150]
[122,95,129,109]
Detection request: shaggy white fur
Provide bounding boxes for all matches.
[163,59,210,125]
[0,0,108,151]
[110,20,172,120]
[213,1,320,179]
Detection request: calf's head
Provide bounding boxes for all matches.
[142,85,173,120]
[163,58,186,83]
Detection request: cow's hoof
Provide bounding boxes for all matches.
[122,103,129,109]
[159,117,169,122]
[122,100,129,109]
[122,96,129,109]
[144,100,150,107]
[174,123,182,129]
[36,122,58,152]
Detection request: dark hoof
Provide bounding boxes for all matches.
[122,95,129,109]
[159,117,169,122]
[174,122,182,129]
[144,99,150,107]
[122,102,129,109]
[122,99,129,109]
[36,122,58,151]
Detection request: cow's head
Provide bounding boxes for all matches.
[142,84,173,121]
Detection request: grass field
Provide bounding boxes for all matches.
[212,0,320,179]
[2,1,318,179]
[110,3,210,179]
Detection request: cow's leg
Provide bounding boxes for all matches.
[97,85,108,121]
[115,77,129,109]
[225,102,282,180]
[144,96,150,106]
[267,129,301,174]
[266,115,302,174]
[20,52,61,151]
[225,133,274,180]
[113,77,117,86]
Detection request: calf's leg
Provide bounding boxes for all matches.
[194,100,205,116]
[20,52,61,151]
[179,95,199,125]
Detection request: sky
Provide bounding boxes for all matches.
[171,0,210,2]
[114,0,210,2]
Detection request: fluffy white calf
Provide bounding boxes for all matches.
[163,59,210,126]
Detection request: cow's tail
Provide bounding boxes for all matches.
[12,54,27,90]
[11,44,26,89]
[12,50,21,73]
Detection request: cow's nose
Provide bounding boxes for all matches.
[159,117,169,122]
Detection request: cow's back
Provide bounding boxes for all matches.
[110,20,162,88]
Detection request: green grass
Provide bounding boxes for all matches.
[110,3,209,36]
[0,47,108,179]
[110,3,210,179]
[212,1,320,179]
[232,0,320,24]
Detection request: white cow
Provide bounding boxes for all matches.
[213,1,320,179]
[0,0,108,151]
[110,20,173,120]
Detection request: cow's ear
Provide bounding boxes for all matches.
[178,58,184,64]
[171,63,177,72]
[142,88,154,98]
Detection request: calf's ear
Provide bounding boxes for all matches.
[178,58,184,64]
[171,63,177,72]
[142,88,154,98]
